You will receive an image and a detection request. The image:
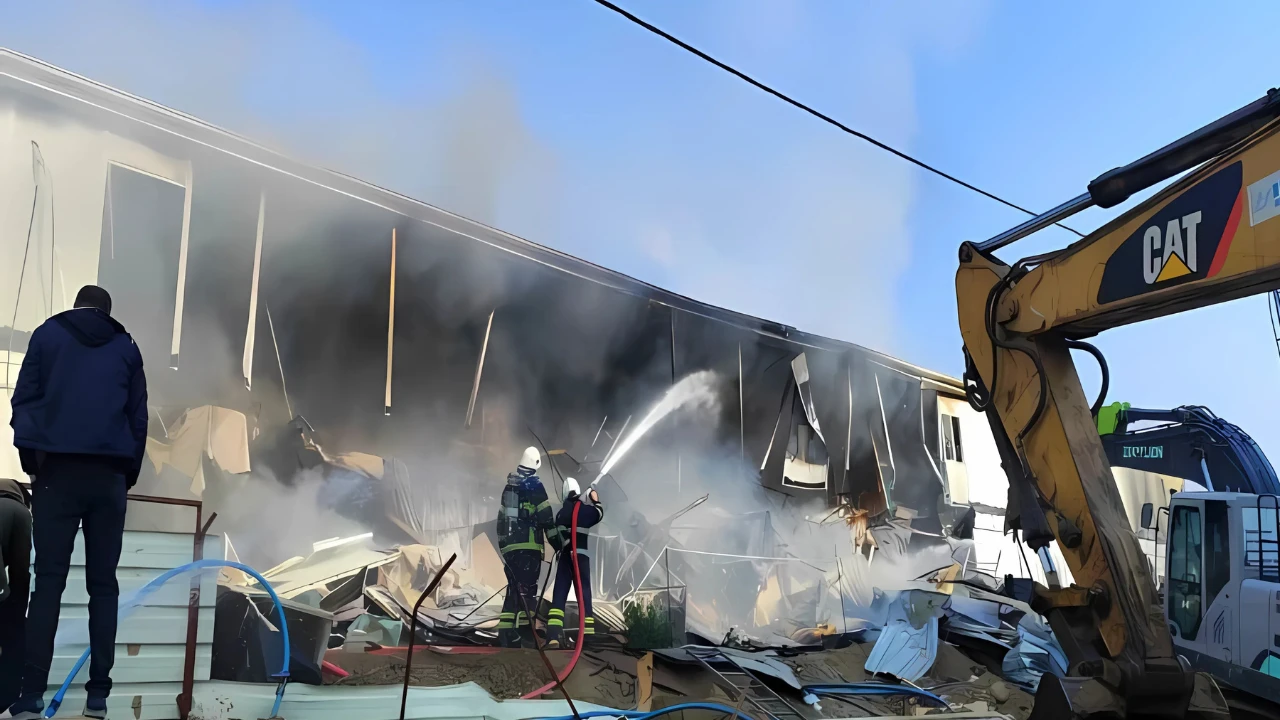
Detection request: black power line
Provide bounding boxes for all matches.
[592,0,1086,238]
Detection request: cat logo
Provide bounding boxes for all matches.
[1142,211,1202,285]
[1098,161,1244,304]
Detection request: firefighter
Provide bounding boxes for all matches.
[494,447,557,648]
[545,477,604,649]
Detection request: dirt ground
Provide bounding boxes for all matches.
[328,646,642,708]
[326,641,1035,719]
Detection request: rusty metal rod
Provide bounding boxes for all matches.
[180,506,214,720]
[120,493,204,720]
[400,553,457,720]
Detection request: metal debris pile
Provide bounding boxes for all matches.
[135,392,1082,720]
[195,516,1076,720]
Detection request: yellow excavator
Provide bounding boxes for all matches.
[957,90,1280,719]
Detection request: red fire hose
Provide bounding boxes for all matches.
[522,501,585,698]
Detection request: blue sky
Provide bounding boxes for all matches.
[6,1,1280,456]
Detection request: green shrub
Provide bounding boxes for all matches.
[623,597,673,650]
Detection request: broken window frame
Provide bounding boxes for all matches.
[101,157,194,370]
[780,352,830,491]
[951,415,963,463]
[941,412,964,463]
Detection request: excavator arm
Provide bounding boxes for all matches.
[1099,403,1280,496]
[958,89,1280,719]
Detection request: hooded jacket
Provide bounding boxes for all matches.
[10,308,148,486]
[0,476,30,606]
[0,477,28,507]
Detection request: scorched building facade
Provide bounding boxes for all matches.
[0,49,1027,641]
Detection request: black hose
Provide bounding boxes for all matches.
[512,567,581,719]
[1065,339,1110,418]
[962,347,991,413]
[497,548,581,718]
[981,261,1049,452]
[525,426,567,607]
[964,269,1016,413]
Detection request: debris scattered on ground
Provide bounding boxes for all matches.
[199,515,1058,719]
[190,407,1074,718]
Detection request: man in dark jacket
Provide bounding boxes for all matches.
[0,477,32,711]
[7,285,148,720]
[545,477,604,649]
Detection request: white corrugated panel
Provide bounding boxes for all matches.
[49,528,223,706]
[194,681,617,720]
[44,680,617,720]
[971,513,1076,588]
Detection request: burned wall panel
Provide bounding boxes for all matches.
[391,220,511,445]
[252,180,398,451]
[741,342,800,491]
[0,56,983,608]
[843,351,894,516]
[166,157,262,411]
[802,349,851,498]
[875,367,946,530]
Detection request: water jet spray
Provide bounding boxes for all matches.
[592,370,720,486]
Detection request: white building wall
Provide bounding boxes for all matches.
[0,100,190,480]
[939,394,1077,587]
[938,394,1006,510]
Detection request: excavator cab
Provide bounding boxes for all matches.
[1162,493,1280,700]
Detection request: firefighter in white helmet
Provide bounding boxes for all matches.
[545,477,604,648]
[494,447,558,647]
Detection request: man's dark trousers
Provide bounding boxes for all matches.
[0,489,33,710]
[21,454,128,703]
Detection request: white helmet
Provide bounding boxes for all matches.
[562,477,581,501]
[519,446,542,471]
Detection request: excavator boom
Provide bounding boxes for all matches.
[957,90,1280,718]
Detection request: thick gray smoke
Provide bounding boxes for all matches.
[0,2,967,630]
[0,0,974,351]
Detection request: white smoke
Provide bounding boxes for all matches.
[0,2,995,635]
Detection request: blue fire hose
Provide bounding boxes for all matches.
[803,682,948,707]
[532,702,752,720]
[46,559,291,719]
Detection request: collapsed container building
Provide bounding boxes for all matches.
[0,50,1080,715]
